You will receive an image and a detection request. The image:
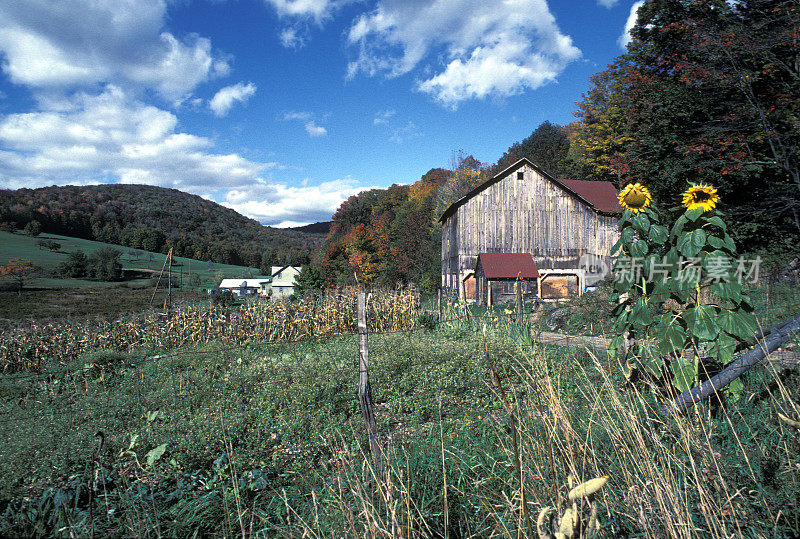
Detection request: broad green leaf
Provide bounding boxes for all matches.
[633,212,651,234]
[691,229,707,249]
[648,224,668,244]
[677,230,706,258]
[723,233,737,252]
[652,280,672,303]
[711,280,742,303]
[630,299,652,326]
[622,226,636,244]
[146,443,167,467]
[672,214,688,237]
[642,356,664,379]
[706,331,738,365]
[671,356,697,392]
[611,236,623,256]
[630,239,649,258]
[658,317,687,355]
[706,215,727,231]
[686,208,704,222]
[707,236,727,250]
[684,305,720,340]
[613,310,630,332]
[718,310,758,341]
[609,334,625,351]
[723,378,744,402]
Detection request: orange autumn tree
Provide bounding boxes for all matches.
[1,258,36,292]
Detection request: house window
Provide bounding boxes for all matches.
[516,171,524,181]
[501,281,515,294]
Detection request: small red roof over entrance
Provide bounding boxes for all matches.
[478,253,540,280]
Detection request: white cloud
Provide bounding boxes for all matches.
[282,111,328,137]
[265,0,338,22]
[282,111,313,121]
[209,82,257,117]
[0,0,227,102]
[0,86,354,225]
[279,27,305,48]
[221,177,368,226]
[373,109,396,125]
[619,1,645,49]
[389,121,420,144]
[265,0,349,48]
[597,0,619,7]
[346,0,581,108]
[0,2,361,226]
[304,121,327,137]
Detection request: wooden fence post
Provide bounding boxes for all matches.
[515,276,523,324]
[357,292,382,470]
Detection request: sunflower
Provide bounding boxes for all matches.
[618,183,652,213]
[681,185,719,212]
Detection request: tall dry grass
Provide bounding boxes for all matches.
[275,336,799,537]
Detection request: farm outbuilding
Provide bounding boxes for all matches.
[475,253,540,306]
[440,158,621,302]
[217,278,272,297]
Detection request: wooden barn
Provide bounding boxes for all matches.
[440,158,621,302]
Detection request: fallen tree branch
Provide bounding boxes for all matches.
[661,313,800,418]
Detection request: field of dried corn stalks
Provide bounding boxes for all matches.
[0,286,419,372]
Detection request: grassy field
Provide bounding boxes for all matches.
[0,305,799,536]
[0,230,260,322]
[0,230,261,288]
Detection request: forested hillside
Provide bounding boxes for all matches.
[0,184,315,269]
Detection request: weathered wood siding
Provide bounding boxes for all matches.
[442,162,619,293]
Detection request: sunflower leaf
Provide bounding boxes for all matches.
[630,239,649,258]
[672,214,688,236]
[706,215,727,231]
[648,224,668,244]
[686,208,705,222]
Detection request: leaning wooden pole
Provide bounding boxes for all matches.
[357,291,382,470]
[661,313,800,418]
[149,249,171,308]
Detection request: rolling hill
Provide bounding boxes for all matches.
[0,184,327,268]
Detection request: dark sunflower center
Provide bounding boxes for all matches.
[693,191,711,202]
[625,191,647,207]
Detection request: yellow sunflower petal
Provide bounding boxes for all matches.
[681,185,719,212]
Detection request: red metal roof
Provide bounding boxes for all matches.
[557,179,622,214]
[478,253,540,280]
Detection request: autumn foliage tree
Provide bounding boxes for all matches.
[568,0,800,248]
[1,258,36,292]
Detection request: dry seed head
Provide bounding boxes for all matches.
[568,476,608,502]
[778,413,800,429]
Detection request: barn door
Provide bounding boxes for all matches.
[463,274,477,301]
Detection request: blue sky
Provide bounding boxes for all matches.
[0,0,643,227]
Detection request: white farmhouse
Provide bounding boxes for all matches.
[269,266,302,299]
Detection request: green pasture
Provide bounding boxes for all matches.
[0,230,260,290]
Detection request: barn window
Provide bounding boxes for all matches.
[516,171,524,180]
